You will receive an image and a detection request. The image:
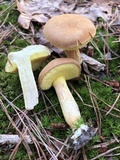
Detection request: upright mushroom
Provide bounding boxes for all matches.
[43,14,96,64]
[38,58,96,150]
[5,45,51,110]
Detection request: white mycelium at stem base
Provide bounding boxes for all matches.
[53,76,81,129]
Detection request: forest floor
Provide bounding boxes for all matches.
[0,0,120,160]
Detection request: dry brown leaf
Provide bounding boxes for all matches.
[104,80,120,88]
[81,53,105,72]
[16,0,119,29]
[50,123,67,130]
[16,0,75,29]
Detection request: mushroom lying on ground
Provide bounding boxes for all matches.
[38,58,96,150]
[5,45,51,110]
[43,14,96,64]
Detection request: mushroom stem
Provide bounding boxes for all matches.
[65,49,82,65]
[15,56,38,110]
[53,76,97,150]
[38,58,97,149]
[53,76,82,129]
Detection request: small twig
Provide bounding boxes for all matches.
[0,98,30,144]
[0,134,32,144]
[0,99,34,159]
[9,138,22,160]
[90,91,120,114]
[0,12,9,28]
[0,92,56,159]
[85,75,102,136]
[105,153,120,157]
[100,108,120,118]
[81,53,105,72]
[40,90,50,116]
[9,22,32,44]
[99,32,120,57]
[89,139,119,150]
[112,133,119,143]
[68,82,93,108]
[90,146,120,160]
[0,1,16,17]
[41,91,61,117]
[55,137,69,158]
[105,93,120,116]
[82,147,88,160]
[90,75,119,92]
[91,41,104,58]
[0,26,14,44]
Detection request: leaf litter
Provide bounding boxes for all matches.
[16,0,120,72]
[16,0,120,28]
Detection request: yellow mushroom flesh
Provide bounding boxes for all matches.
[5,45,51,110]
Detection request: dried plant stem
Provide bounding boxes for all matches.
[0,92,54,159]
[90,91,120,114]
[0,134,32,144]
[90,146,120,160]
[106,93,120,116]
[99,32,120,57]
[0,99,33,160]
[0,1,15,17]
[89,138,119,150]
[41,91,61,117]
[0,99,30,143]
[69,81,120,119]
[84,75,101,136]
[0,26,14,44]
[68,82,93,108]
[82,147,88,160]
[9,22,32,44]
[0,12,9,28]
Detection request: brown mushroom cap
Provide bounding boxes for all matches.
[43,14,96,50]
[38,58,81,90]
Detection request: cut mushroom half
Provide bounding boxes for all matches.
[5,45,51,110]
[43,14,96,64]
[38,58,96,150]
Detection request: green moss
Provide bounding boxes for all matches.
[74,117,84,129]
[87,149,99,159]
[0,4,8,11]
[0,71,22,101]
[13,147,30,160]
[93,27,119,58]
[102,117,120,137]
[6,9,19,25]
[12,38,30,49]
[2,36,30,53]
[0,54,7,70]
[0,144,30,160]
[0,2,17,24]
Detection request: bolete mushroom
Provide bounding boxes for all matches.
[5,45,51,110]
[43,14,96,64]
[38,58,96,150]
